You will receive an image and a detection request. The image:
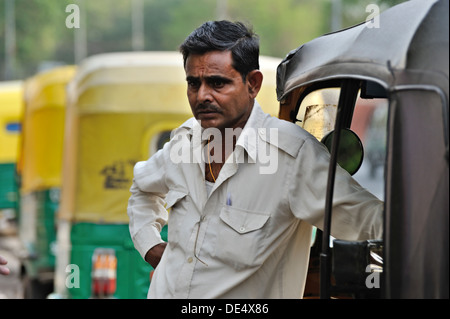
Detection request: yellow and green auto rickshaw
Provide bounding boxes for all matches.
[0,81,23,230]
[50,51,281,299]
[17,66,76,298]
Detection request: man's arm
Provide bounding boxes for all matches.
[289,137,383,240]
[128,122,193,267]
[127,153,170,263]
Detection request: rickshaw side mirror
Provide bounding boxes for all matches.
[321,129,364,176]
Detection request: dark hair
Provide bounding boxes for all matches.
[179,20,260,82]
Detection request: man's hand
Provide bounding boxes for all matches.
[145,243,167,269]
[0,255,10,276]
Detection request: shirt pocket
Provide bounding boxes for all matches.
[165,189,188,246]
[215,205,270,270]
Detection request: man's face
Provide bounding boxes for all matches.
[185,50,262,132]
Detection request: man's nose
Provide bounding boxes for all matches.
[197,83,213,104]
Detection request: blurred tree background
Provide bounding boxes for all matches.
[1,0,405,80]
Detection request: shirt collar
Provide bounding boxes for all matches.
[235,100,266,163]
[184,100,267,163]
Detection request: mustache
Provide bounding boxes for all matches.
[195,103,222,114]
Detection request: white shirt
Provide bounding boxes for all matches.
[127,101,383,298]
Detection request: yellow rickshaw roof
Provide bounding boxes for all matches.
[24,65,76,113]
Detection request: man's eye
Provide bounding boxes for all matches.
[212,80,225,88]
[187,80,200,89]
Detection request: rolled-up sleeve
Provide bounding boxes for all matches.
[127,150,169,260]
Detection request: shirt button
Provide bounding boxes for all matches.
[239,227,245,232]
[187,257,193,263]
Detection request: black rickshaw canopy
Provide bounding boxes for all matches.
[276,0,448,298]
[277,0,448,106]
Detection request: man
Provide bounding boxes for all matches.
[127,20,382,298]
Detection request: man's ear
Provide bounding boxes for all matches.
[247,70,263,98]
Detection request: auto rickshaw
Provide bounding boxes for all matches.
[276,0,448,298]
[17,66,76,298]
[0,81,23,230]
[51,51,281,299]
